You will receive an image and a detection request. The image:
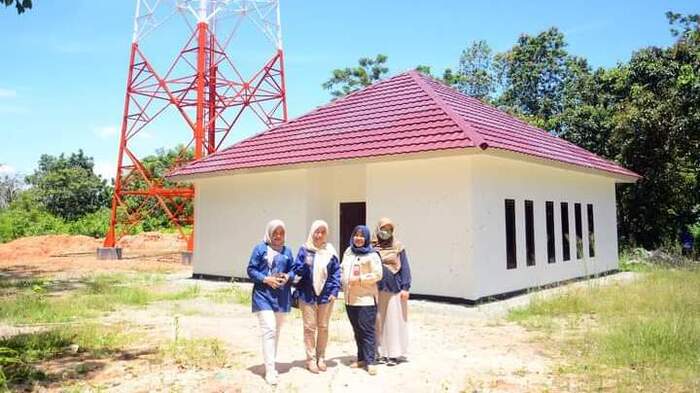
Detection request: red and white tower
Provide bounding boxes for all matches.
[100,0,287,258]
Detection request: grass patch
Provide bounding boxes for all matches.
[0,324,133,389]
[0,273,202,324]
[158,338,228,369]
[162,284,201,301]
[0,278,49,292]
[206,284,251,305]
[0,273,207,390]
[509,267,700,391]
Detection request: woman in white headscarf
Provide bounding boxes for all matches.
[291,220,340,373]
[247,219,295,385]
[373,217,411,366]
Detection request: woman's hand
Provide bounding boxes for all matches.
[328,295,336,302]
[400,290,410,301]
[263,276,282,289]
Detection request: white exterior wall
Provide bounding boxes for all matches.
[366,156,475,300]
[192,169,309,278]
[305,163,367,251]
[191,152,621,301]
[469,154,619,300]
[192,164,367,278]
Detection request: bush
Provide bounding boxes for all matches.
[0,193,67,243]
[67,208,111,238]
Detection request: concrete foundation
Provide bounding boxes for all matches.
[96,247,122,260]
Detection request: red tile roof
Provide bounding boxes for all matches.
[169,71,639,180]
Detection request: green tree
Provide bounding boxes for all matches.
[453,40,496,101]
[415,65,464,87]
[25,150,111,221]
[322,54,389,98]
[557,12,699,248]
[613,12,700,248]
[3,0,31,14]
[414,64,433,75]
[0,173,23,210]
[495,27,581,132]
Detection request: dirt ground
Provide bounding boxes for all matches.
[0,234,631,392]
[0,233,190,280]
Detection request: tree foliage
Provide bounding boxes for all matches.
[0,174,23,210]
[322,54,389,98]
[494,28,583,132]
[3,0,31,14]
[25,150,111,221]
[453,40,496,101]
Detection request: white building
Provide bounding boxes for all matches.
[169,71,638,303]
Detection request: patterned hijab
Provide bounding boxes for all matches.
[349,225,373,255]
[371,217,404,274]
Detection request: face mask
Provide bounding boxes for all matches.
[377,229,392,240]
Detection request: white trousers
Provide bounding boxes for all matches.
[256,310,286,376]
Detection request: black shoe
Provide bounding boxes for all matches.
[376,356,387,364]
[386,358,397,366]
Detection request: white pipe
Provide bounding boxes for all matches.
[275,0,282,50]
[199,0,208,22]
[132,0,142,43]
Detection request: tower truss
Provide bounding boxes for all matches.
[104,0,287,252]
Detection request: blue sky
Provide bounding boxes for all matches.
[0,0,696,181]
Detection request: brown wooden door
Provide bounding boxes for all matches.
[339,202,366,252]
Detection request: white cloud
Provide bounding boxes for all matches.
[0,88,17,99]
[94,160,116,181]
[0,164,16,175]
[93,125,118,139]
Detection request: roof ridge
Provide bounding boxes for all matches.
[408,70,488,150]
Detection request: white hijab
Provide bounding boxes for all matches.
[264,219,286,246]
[264,219,286,267]
[305,220,337,296]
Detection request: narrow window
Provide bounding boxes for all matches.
[525,200,535,266]
[561,202,570,261]
[505,199,516,269]
[546,201,556,263]
[575,203,583,259]
[587,204,595,257]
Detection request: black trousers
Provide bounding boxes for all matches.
[346,304,377,365]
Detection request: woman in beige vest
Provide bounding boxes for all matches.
[340,225,383,375]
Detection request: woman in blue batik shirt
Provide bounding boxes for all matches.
[292,220,341,374]
[247,219,295,385]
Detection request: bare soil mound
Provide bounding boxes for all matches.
[0,232,186,262]
[0,232,190,278]
[0,235,101,260]
[117,232,186,252]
